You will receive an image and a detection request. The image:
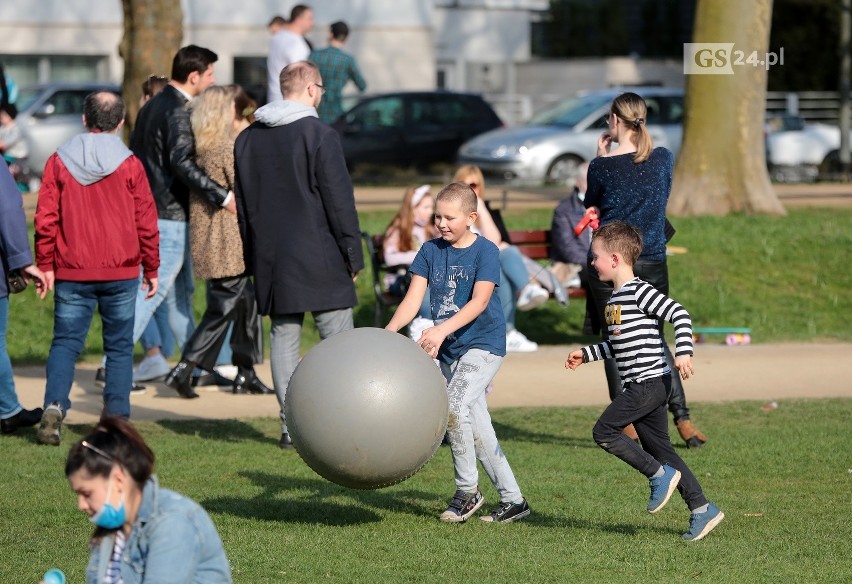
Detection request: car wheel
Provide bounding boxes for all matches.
[546,155,583,185]
[820,150,840,177]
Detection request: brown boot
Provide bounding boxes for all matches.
[623,423,639,442]
[676,418,707,448]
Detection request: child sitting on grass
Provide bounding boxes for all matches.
[564,221,723,541]
[386,182,530,524]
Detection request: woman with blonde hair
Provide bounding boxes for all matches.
[453,165,547,352]
[585,91,707,448]
[163,85,271,398]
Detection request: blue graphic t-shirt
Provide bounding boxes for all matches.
[410,234,506,363]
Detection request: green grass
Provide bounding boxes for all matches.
[6,207,852,363]
[1,399,849,583]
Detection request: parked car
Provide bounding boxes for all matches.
[16,82,120,176]
[457,87,685,184]
[765,112,849,182]
[332,91,503,168]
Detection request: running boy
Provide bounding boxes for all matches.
[564,221,723,541]
[386,182,530,524]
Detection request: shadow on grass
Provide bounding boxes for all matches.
[491,420,596,449]
[202,470,438,526]
[525,510,681,536]
[156,418,271,445]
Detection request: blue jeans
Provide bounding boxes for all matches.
[139,302,175,358]
[270,308,353,433]
[0,296,24,419]
[497,245,529,330]
[44,279,138,418]
[132,219,195,350]
[440,349,522,502]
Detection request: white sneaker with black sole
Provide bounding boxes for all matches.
[132,353,171,382]
[517,283,549,311]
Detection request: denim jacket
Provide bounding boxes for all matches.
[86,475,231,584]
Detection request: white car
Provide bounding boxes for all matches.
[457,87,685,184]
[765,113,848,182]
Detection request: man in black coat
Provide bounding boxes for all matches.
[235,61,363,448]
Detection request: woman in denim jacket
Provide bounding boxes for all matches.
[64,417,231,583]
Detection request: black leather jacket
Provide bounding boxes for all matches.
[130,85,228,222]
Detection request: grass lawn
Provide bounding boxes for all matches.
[1,398,849,583]
[6,207,852,364]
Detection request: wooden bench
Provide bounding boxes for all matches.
[361,232,404,326]
[507,229,586,299]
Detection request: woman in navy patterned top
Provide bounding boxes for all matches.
[584,92,707,448]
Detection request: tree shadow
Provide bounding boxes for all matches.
[156,418,272,445]
[491,421,596,449]
[201,471,439,526]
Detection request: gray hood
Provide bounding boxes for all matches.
[57,132,133,186]
[254,100,317,127]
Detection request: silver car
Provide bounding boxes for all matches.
[458,87,685,184]
[16,82,120,176]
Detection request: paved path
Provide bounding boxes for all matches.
[11,342,852,425]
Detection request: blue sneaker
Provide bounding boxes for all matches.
[647,464,681,513]
[682,503,725,541]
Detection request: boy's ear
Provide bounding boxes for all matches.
[467,210,478,226]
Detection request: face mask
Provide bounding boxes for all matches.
[90,477,126,530]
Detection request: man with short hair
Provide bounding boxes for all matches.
[309,20,367,123]
[35,91,159,445]
[235,61,363,448]
[266,5,314,103]
[129,44,234,398]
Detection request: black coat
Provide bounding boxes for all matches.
[234,116,363,316]
[131,85,228,221]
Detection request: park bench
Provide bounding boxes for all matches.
[506,229,587,300]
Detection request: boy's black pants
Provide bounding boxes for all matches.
[592,374,709,511]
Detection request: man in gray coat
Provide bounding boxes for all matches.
[235,61,363,448]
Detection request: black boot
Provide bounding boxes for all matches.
[232,368,274,395]
[164,361,200,399]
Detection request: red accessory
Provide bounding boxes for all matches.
[574,207,600,236]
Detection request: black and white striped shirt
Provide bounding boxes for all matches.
[581,278,693,384]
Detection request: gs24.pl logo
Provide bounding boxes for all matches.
[684,43,785,74]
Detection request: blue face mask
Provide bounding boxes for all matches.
[90,478,126,530]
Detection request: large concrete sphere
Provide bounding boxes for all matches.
[285,327,448,489]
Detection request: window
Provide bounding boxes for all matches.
[233,57,267,104]
[0,54,107,86]
[348,97,403,130]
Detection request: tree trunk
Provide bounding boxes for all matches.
[669,0,786,216]
[119,0,183,132]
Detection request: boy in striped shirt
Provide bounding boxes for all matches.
[565,221,723,541]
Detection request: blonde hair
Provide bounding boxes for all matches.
[436,182,477,214]
[190,85,237,157]
[611,92,653,164]
[452,164,485,196]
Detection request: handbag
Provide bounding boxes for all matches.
[7,269,27,294]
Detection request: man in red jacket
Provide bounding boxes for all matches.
[34,91,159,446]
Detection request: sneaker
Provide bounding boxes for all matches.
[37,402,64,446]
[682,503,725,541]
[213,364,238,381]
[517,283,549,311]
[130,382,147,396]
[506,329,538,353]
[481,499,531,523]
[132,353,171,382]
[439,489,484,523]
[676,418,708,449]
[407,316,433,342]
[647,464,681,514]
